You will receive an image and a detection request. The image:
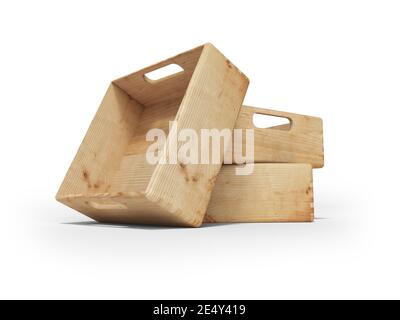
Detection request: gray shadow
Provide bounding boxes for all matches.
[62,221,233,230]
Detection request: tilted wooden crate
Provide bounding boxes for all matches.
[56,44,249,227]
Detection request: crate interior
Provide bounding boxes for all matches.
[105,47,204,194]
[57,45,209,201]
[108,92,183,193]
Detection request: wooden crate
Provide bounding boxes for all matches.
[56,44,249,227]
[232,107,324,168]
[205,163,314,223]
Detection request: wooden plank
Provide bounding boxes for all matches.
[205,163,314,223]
[232,106,324,168]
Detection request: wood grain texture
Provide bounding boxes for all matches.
[232,106,324,168]
[103,162,314,224]
[56,43,249,227]
[145,44,249,227]
[56,83,143,199]
[205,163,314,223]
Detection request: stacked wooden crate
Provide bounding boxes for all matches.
[56,44,324,227]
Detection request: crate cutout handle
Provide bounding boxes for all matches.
[252,112,292,131]
[88,201,128,210]
[144,63,184,83]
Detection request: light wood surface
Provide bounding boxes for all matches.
[56,43,249,227]
[101,162,314,224]
[232,106,324,168]
[205,163,314,223]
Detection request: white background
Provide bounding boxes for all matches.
[1,0,400,300]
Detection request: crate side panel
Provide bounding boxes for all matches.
[233,106,324,168]
[113,46,204,107]
[206,164,314,223]
[146,44,249,227]
[59,193,194,227]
